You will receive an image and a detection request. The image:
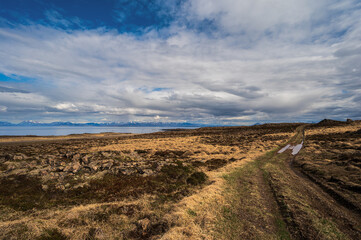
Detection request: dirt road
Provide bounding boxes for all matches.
[266,126,361,239]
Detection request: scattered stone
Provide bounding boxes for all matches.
[56,166,65,172]
[8,168,27,175]
[63,165,72,172]
[73,182,90,189]
[183,150,193,157]
[13,154,27,161]
[89,170,108,180]
[3,161,22,170]
[142,169,154,176]
[101,152,112,158]
[89,162,99,171]
[29,168,42,176]
[82,154,92,164]
[72,162,81,173]
[122,168,136,175]
[28,160,37,169]
[137,218,150,232]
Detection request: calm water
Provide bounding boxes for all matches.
[0,126,198,136]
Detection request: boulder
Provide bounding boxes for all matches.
[101,152,112,158]
[72,153,81,162]
[29,168,42,176]
[28,160,38,169]
[142,169,154,176]
[137,218,150,233]
[56,166,65,172]
[8,168,27,175]
[183,150,193,157]
[82,154,92,164]
[3,161,22,170]
[13,154,27,161]
[63,165,72,172]
[88,170,108,180]
[101,160,114,170]
[72,162,81,173]
[73,182,90,189]
[89,162,100,171]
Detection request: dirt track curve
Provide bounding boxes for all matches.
[273,126,361,239]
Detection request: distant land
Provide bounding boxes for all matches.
[0,120,211,127]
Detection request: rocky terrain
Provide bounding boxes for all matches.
[0,124,298,239]
[0,121,360,240]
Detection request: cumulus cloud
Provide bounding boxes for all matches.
[0,0,360,123]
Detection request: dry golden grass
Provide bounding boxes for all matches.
[91,135,290,162]
[306,122,361,136]
[0,195,157,240]
[160,159,255,240]
[159,141,289,239]
[0,125,296,239]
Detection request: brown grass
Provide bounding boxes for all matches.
[0,124,299,239]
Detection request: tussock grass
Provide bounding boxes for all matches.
[0,124,298,239]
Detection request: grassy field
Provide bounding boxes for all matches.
[0,121,360,239]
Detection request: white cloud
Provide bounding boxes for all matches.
[187,0,322,32]
[0,0,360,123]
[54,103,79,112]
[0,106,7,112]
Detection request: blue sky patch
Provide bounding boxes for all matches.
[0,0,178,32]
[0,73,35,82]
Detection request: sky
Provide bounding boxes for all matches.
[0,0,360,124]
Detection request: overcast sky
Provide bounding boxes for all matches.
[0,0,360,124]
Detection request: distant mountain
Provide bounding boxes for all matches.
[18,120,41,126]
[2,121,208,127]
[0,121,12,126]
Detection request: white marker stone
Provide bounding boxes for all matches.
[278,144,290,153]
[292,141,303,155]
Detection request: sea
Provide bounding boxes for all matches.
[0,126,198,136]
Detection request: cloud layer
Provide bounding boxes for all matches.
[0,0,360,124]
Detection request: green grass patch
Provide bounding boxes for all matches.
[187,208,197,217]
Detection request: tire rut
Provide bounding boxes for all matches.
[281,129,361,239]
